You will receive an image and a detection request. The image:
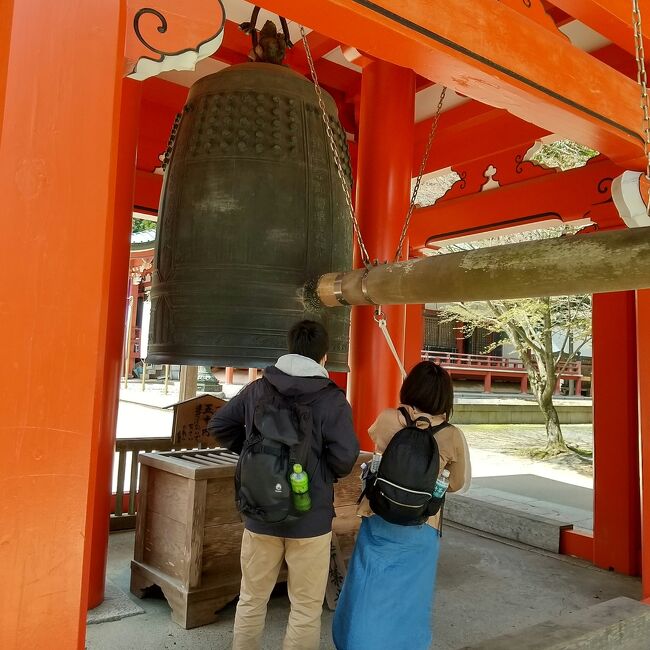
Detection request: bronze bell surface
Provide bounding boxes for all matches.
[147,63,353,370]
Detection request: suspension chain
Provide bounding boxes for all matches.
[632,0,650,182]
[300,25,372,268]
[394,86,447,261]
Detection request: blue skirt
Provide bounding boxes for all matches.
[332,515,440,650]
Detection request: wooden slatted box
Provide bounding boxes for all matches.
[130,448,370,629]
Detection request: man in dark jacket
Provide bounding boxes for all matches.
[207,320,359,650]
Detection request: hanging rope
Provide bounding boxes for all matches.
[632,0,650,213]
[394,86,447,262]
[375,308,408,379]
[300,25,372,268]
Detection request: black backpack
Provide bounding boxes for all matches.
[235,379,314,523]
[363,407,449,526]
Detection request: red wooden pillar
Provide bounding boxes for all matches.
[349,61,414,450]
[225,366,235,384]
[575,377,583,397]
[637,289,650,597]
[455,321,466,354]
[248,367,258,382]
[0,1,128,646]
[87,78,142,609]
[593,292,640,575]
[404,303,424,372]
[330,371,349,392]
[127,278,139,375]
[520,374,528,394]
[483,373,492,393]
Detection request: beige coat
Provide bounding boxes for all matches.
[358,405,471,529]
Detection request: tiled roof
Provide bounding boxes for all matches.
[131,230,157,244]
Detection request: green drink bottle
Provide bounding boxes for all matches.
[289,464,312,513]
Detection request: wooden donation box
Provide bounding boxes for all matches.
[130,448,370,629]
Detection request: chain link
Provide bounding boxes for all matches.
[633,0,650,185]
[394,86,447,261]
[300,25,372,268]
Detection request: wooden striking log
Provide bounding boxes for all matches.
[317,226,650,307]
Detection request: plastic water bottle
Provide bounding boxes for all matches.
[289,464,311,512]
[370,452,382,473]
[432,469,450,499]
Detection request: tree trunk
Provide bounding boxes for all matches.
[521,351,569,454]
[538,387,567,453]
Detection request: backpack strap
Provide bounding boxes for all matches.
[259,376,314,467]
[397,406,413,426]
[399,406,439,429]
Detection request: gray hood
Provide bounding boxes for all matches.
[275,354,329,379]
[262,354,331,397]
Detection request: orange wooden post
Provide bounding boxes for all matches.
[87,78,142,609]
[248,367,258,382]
[225,366,235,384]
[637,289,650,597]
[593,292,641,575]
[0,1,127,647]
[404,303,424,372]
[348,60,414,450]
[0,0,12,133]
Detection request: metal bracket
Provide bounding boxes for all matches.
[361,269,377,305]
[332,273,350,306]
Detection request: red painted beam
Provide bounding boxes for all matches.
[413,107,549,176]
[408,158,625,248]
[260,0,645,167]
[542,2,574,27]
[288,30,340,66]
[134,170,163,214]
[549,0,650,58]
[412,43,636,177]
[138,78,188,172]
[212,20,252,66]
[591,43,638,80]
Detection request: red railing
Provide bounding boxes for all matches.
[421,350,582,376]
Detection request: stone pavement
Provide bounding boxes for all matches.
[86,527,640,650]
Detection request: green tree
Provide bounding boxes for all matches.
[437,228,592,455]
[530,140,598,171]
[132,218,155,234]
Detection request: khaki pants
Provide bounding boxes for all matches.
[232,529,332,650]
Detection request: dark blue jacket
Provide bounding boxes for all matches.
[207,364,359,538]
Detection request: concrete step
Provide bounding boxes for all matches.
[445,493,572,553]
[460,597,650,650]
[453,401,591,424]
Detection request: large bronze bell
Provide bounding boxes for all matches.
[147,63,353,370]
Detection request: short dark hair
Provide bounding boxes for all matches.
[287,320,329,362]
[400,361,454,420]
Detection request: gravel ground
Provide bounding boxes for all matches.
[460,423,594,477]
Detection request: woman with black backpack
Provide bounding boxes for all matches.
[332,361,471,649]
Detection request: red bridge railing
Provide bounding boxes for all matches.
[421,350,582,376]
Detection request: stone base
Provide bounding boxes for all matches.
[445,493,572,553]
[460,597,650,650]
